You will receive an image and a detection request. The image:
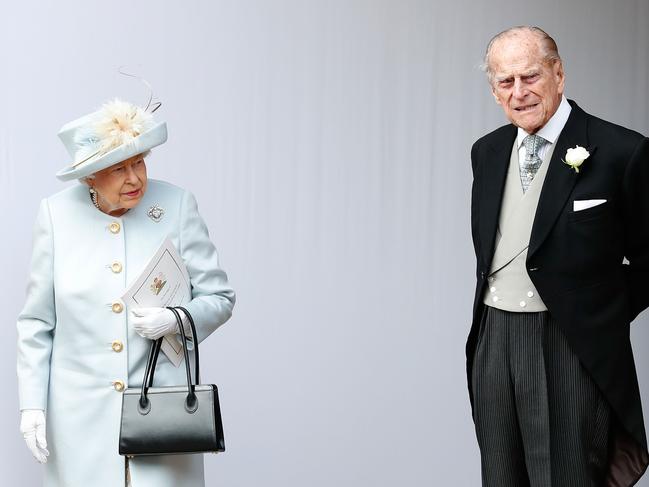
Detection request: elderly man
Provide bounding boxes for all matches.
[467,26,649,486]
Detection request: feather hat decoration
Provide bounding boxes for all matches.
[72,99,156,166]
[56,99,167,181]
[93,99,156,153]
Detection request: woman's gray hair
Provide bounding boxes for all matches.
[481,26,562,84]
[78,150,152,184]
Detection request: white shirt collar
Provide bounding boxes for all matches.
[517,96,572,148]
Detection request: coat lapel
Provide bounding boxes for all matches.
[479,125,517,265]
[528,101,589,258]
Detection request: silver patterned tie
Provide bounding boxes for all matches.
[520,134,545,193]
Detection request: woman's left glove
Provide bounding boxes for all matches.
[131,307,179,340]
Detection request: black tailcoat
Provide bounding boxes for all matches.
[467,100,649,485]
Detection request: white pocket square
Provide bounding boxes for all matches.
[573,199,607,211]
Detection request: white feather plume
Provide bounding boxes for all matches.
[94,99,155,151]
[73,99,155,164]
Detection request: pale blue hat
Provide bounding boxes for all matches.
[56,99,167,181]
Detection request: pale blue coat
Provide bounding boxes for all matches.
[17,180,235,487]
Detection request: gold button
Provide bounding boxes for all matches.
[111,261,123,273]
[113,380,125,392]
[112,302,124,314]
[111,340,123,353]
[109,222,121,234]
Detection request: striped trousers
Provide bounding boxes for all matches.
[472,306,611,487]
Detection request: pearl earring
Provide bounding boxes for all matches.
[89,187,100,209]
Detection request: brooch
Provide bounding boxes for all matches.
[147,204,165,222]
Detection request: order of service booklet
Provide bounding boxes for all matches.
[121,237,191,367]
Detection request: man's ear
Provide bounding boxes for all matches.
[554,60,565,96]
[491,85,502,105]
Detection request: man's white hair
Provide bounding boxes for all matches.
[481,26,562,84]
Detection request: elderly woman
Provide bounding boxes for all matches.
[17,99,235,486]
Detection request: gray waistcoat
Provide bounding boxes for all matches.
[482,140,556,312]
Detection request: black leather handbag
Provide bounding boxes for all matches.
[119,306,225,456]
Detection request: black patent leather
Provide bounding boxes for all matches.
[119,307,225,456]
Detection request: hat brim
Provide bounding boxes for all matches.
[55,122,168,181]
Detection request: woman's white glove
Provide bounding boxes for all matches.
[20,409,49,464]
[131,307,180,340]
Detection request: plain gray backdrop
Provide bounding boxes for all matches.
[2,1,648,485]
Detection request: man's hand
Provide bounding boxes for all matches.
[131,307,179,340]
[20,409,49,464]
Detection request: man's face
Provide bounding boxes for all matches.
[489,33,565,134]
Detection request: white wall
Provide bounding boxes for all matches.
[1,1,648,485]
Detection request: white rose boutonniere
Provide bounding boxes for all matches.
[563,146,590,173]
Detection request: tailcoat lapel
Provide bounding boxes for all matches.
[478,125,516,267]
[528,101,589,258]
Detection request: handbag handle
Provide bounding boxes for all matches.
[138,307,200,414]
[141,307,199,387]
[176,306,200,383]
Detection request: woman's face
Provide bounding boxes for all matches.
[88,153,148,216]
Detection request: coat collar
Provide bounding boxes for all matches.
[528,100,590,258]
